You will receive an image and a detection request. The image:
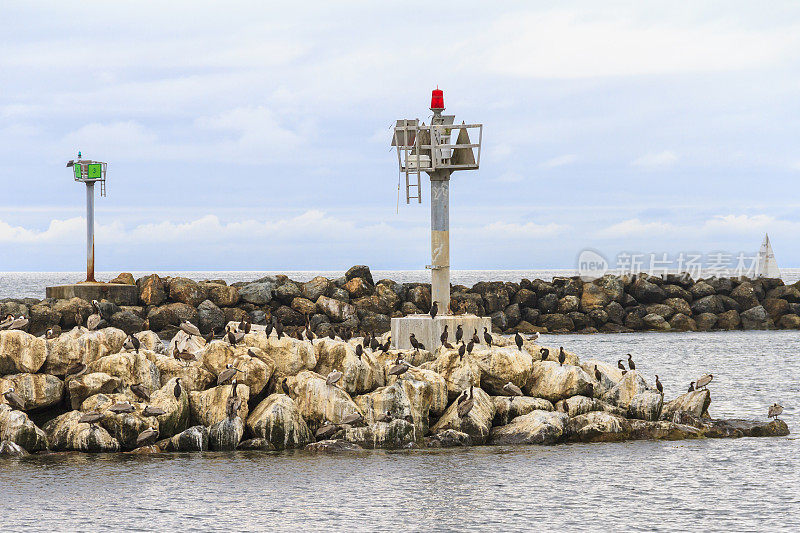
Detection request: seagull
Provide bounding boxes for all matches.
[217,364,242,386]
[430,301,438,319]
[627,354,636,371]
[695,374,713,390]
[768,403,784,421]
[514,332,523,351]
[326,370,343,386]
[180,321,202,337]
[655,375,663,395]
[136,427,159,447]
[124,334,140,353]
[3,387,25,410]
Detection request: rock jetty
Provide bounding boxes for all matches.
[0,322,788,455]
[2,267,798,338]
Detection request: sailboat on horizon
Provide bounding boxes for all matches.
[755,233,781,279]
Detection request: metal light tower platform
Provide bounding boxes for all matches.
[46,152,137,305]
[390,89,490,350]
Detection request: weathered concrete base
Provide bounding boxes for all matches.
[45,283,138,306]
[391,314,491,351]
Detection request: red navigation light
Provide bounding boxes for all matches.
[430,87,444,110]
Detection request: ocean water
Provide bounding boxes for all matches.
[0,330,797,532]
[2,269,799,300]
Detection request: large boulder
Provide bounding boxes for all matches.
[354,377,433,435]
[691,295,725,315]
[0,440,28,457]
[566,411,631,442]
[628,390,663,421]
[148,353,215,393]
[341,419,416,449]
[209,417,245,451]
[490,409,567,445]
[430,387,495,444]
[601,371,649,409]
[313,338,385,395]
[472,346,532,395]
[316,296,358,323]
[0,405,48,452]
[243,333,316,377]
[285,370,361,431]
[137,274,166,306]
[159,425,208,452]
[421,348,482,401]
[0,373,63,411]
[661,389,711,420]
[630,277,665,303]
[86,350,160,392]
[44,327,127,375]
[200,342,273,396]
[246,393,313,450]
[202,283,240,308]
[43,410,121,452]
[197,300,225,334]
[579,359,623,396]
[67,372,121,410]
[524,361,594,403]
[239,281,277,306]
[81,393,153,450]
[492,396,554,426]
[554,395,626,418]
[0,330,47,374]
[168,277,207,307]
[189,382,250,427]
[302,276,332,301]
[730,282,760,311]
[133,330,165,354]
[580,284,610,311]
[740,305,771,330]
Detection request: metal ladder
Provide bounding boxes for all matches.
[406,172,421,203]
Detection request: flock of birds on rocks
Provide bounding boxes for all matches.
[0,296,788,447]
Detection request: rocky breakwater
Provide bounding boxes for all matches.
[3,268,799,338]
[0,324,788,456]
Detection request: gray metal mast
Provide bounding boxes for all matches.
[67,153,107,282]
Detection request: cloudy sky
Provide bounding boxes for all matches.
[2,1,799,273]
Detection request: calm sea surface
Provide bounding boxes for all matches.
[2,269,799,300]
[0,330,797,532]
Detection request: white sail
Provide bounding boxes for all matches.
[756,233,781,278]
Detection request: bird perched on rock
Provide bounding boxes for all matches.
[409,333,422,354]
[457,386,475,418]
[355,344,363,360]
[203,331,214,344]
[86,300,102,331]
[108,402,135,414]
[502,382,523,406]
[540,347,549,361]
[326,370,343,386]
[315,421,339,440]
[130,383,150,402]
[483,327,493,347]
[558,347,566,366]
[142,405,165,417]
[9,315,28,331]
[123,334,140,353]
[376,411,393,423]
[458,342,466,361]
[594,365,602,383]
[514,332,523,351]
[275,321,284,340]
[217,364,242,386]
[455,324,463,344]
[627,354,635,371]
[529,332,540,343]
[430,301,438,319]
[173,346,196,366]
[225,380,241,419]
[370,336,379,352]
[3,387,25,410]
[472,329,480,345]
[173,378,183,400]
[238,319,251,334]
[0,313,14,329]
[341,412,364,427]
[79,411,105,428]
[617,360,627,375]
[440,325,449,346]
[768,403,783,421]
[466,339,475,355]
[443,341,454,350]
[136,427,159,447]
[44,328,58,339]
[655,375,663,395]
[388,359,410,378]
[380,337,391,353]
[281,378,292,397]
[687,382,695,392]
[695,374,713,390]
[65,362,87,379]
[180,320,201,337]
[265,322,274,338]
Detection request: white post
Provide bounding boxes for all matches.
[86,181,96,282]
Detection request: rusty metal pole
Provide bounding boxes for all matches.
[85,181,96,282]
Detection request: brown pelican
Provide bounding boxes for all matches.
[136,427,159,447]
[594,365,602,382]
[655,375,663,395]
[502,382,523,406]
[108,402,135,414]
[768,403,784,420]
[341,412,364,426]
[455,324,463,344]
[540,347,549,361]
[326,370,343,386]
[172,346,196,366]
[558,347,566,366]
[457,385,475,418]
[315,421,339,440]
[0,314,14,330]
[225,380,241,419]
[180,320,202,337]
[9,315,29,331]
[142,405,165,417]
[483,327,493,347]
[687,382,695,392]
[695,374,713,390]
[430,301,438,319]
[79,411,105,428]
[173,378,182,400]
[123,334,140,353]
[627,354,635,371]
[376,411,393,423]
[86,301,102,331]
[217,364,242,386]
[515,332,523,351]
[281,378,293,396]
[388,359,410,378]
[65,362,87,379]
[409,333,422,354]
[130,383,150,402]
[3,387,25,410]
[617,360,627,375]
[458,342,466,361]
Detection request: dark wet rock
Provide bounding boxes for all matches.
[706,277,733,295]
[661,389,711,420]
[345,265,374,287]
[604,301,624,324]
[425,429,472,448]
[407,285,431,313]
[580,283,610,311]
[239,282,275,305]
[730,282,759,311]
[642,313,670,331]
[201,283,240,307]
[513,288,537,308]
[778,314,800,329]
[0,440,29,457]
[237,438,276,451]
[168,277,207,307]
[305,439,364,453]
[539,313,573,332]
[763,298,790,321]
[568,312,590,330]
[344,278,372,299]
[197,300,225,334]
[695,312,718,331]
[740,305,771,330]
[766,285,800,303]
[689,281,716,299]
[290,297,317,317]
[274,282,302,304]
[716,310,740,330]
[537,293,559,314]
[669,313,696,331]
[663,297,691,316]
[662,284,692,302]
[630,277,665,304]
[109,311,144,335]
[691,295,725,315]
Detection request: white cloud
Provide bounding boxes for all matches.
[596,214,800,240]
[596,218,677,238]
[476,221,565,238]
[631,150,678,169]
[540,154,578,168]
